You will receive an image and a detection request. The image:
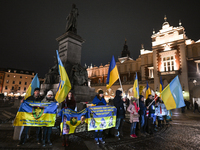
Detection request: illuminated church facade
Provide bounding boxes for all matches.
[87,18,200,102]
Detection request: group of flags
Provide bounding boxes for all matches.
[105,55,185,110]
[26,53,185,110]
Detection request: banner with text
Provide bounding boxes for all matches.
[58,108,88,135]
[13,101,57,127]
[88,106,117,131]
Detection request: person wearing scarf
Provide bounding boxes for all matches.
[127,98,140,138]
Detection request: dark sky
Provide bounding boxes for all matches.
[1,0,200,78]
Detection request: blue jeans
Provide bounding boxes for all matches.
[140,115,145,128]
[115,118,122,129]
[43,127,52,142]
[94,130,103,141]
[130,122,137,135]
[150,113,156,124]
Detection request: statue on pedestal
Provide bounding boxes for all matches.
[65,4,79,33]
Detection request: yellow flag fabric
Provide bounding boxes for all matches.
[24,74,40,100]
[106,56,119,89]
[146,81,151,99]
[133,72,139,99]
[55,50,71,103]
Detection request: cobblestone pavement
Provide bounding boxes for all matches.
[0,107,200,150]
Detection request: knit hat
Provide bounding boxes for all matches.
[47,90,53,96]
[98,90,103,94]
[34,88,40,92]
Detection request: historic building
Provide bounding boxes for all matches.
[0,68,44,97]
[87,18,200,102]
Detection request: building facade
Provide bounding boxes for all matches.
[1,68,44,97]
[87,18,200,102]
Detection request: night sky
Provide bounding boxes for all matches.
[1,0,200,78]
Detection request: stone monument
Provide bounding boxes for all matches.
[41,4,95,108]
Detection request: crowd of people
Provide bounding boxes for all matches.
[16,88,187,147]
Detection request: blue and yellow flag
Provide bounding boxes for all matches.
[24,74,40,100]
[106,56,119,89]
[58,108,88,135]
[161,76,185,110]
[133,72,139,99]
[13,101,57,127]
[160,76,164,93]
[146,81,151,99]
[55,50,71,103]
[88,106,117,131]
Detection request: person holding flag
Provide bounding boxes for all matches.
[139,95,146,135]
[17,74,43,146]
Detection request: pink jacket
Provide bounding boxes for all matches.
[127,103,139,123]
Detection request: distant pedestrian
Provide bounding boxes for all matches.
[194,101,200,113]
[92,90,107,145]
[113,90,126,139]
[41,90,56,147]
[127,98,140,138]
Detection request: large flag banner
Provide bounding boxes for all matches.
[146,81,151,99]
[55,50,71,103]
[161,76,185,110]
[106,56,119,89]
[88,106,117,131]
[24,74,40,100]
[58,108,88,135]
[14,101,57,127]
[133,72,139,99]
[160,76,164,93]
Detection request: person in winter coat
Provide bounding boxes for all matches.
[113,90,126,139]
[61,91,76,147]
[145,94,157,130]
[92,90,107,145]
[194,101,200,113]
[62,91,76,110]
[127,98,140,138]
[17,88,44,146]
[41,90,56,147]
[139,95,146,134]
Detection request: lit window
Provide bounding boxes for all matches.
[6,80,9,83]
[14,70,16,73]
[14,75,16,78]
[148,67,154,78]
[99,78,101,83]
[25,77,28,79]
[163,56,174,72]
[8,70,11,72]
[195,60,200,73]
[32,73,34,75]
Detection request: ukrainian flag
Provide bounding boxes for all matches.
[146,81,151,99]
[55,50,71,103]
[13,101,57,127]
[161,76,185,110]
[24,73,40,100]
[160,76,164,93]
[106,56,119,89]
[133,72,139,99]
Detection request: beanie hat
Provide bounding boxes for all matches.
[139,95,144,100]
[47,90,53,96]
[34,88,40,92]
[98,90,103,94]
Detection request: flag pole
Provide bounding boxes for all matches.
[118,74,123,93]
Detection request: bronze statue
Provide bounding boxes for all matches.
[65,4,79,33]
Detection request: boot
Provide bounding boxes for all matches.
[114,129,119,137]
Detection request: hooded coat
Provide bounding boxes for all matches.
[113,90,125,119]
